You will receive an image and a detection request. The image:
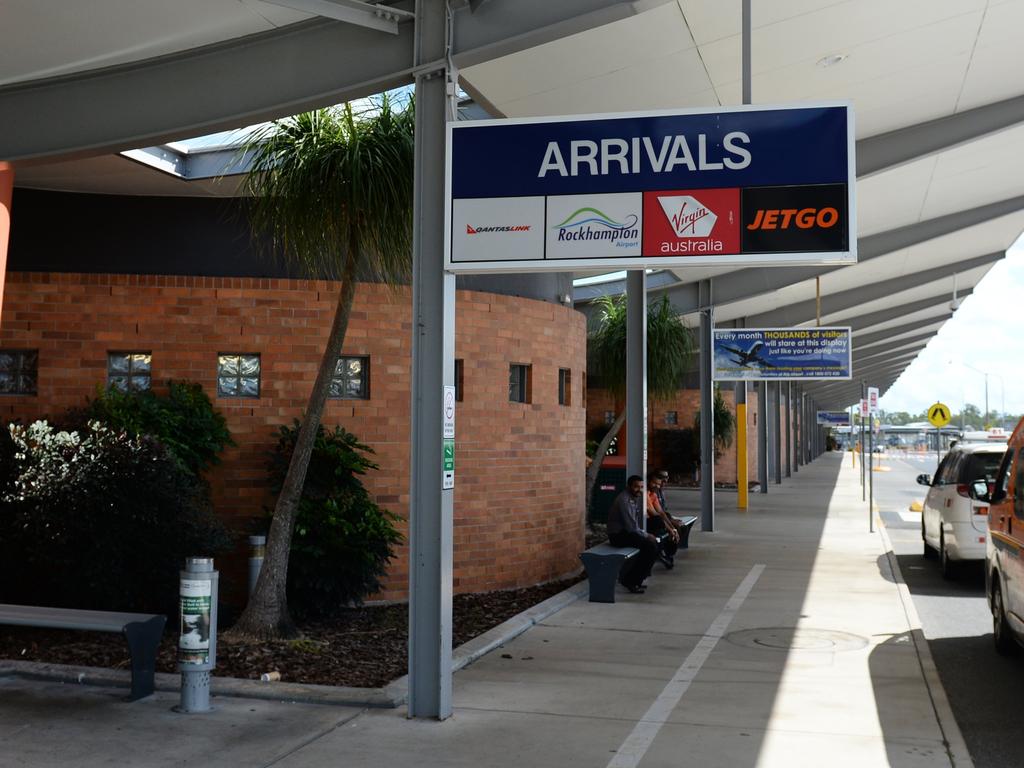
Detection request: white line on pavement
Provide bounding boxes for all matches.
[606,564,766,768]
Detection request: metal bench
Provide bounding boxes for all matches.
[672,515,699,549]
[0,603,166,701]
[579,544,639,603]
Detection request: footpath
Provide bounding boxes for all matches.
[0,453,970,767]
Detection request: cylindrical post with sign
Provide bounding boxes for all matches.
[176,557,218,714]
[248,535,265,598]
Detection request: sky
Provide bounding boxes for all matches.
[879,235,1024,418]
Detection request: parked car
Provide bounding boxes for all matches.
[979,417,1024,654]
[918,440,1007,579]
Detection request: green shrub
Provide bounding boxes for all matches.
[0,420,231,613]
[269,421,403,616]
[75,381,233,476]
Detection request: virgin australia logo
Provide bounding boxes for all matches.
[658,195,716,237]
[553,207,639,244]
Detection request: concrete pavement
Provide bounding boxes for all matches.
[0,453,971,767]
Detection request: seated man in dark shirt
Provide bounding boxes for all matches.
[607,474,659,593]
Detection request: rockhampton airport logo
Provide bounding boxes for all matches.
[551,206,640,247]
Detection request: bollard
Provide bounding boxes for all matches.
[248,535,266,598]
[175,557,218,714]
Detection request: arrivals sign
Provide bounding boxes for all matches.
[817,411,851,426]
[711,327,852,381]
[446,103,855,273]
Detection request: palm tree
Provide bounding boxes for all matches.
[585,294,695,519]
[229,98,415,639]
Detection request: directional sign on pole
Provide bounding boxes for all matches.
[859,399,869,419]
[928,402,952,428]
[867,386,879,413]
[442,385,456,489]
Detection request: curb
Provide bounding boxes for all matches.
[0,580,588,709]
[876,511,975,768]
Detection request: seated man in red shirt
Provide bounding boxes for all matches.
[646,472,679,569]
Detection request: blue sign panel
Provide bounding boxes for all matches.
[446,103,855,273]
[817,411,852,426]
[712,327,852,381]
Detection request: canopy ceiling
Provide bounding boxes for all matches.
[3,0,1022,408]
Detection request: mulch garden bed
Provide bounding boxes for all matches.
[0,576,582,689]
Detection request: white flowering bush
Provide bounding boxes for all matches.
[0,419,230,612]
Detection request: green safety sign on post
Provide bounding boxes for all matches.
[442,439,455,489]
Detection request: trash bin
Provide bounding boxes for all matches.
[589,465,626,524]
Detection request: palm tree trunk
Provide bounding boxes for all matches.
[228,251,361,640]
[584,410,626,529]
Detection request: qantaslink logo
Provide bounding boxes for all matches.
[552,207,639,243]
[467,224,531,234]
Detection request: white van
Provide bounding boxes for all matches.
[918,441,1007,578]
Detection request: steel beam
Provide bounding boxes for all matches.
[654,197,1021,316]
[627,271,647,488]
[0,0,675,161]
[408,0,453,719]
[742,252,1002,328]
[858,93,1024,177]
[699,280,714,531]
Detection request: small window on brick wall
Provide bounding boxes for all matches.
[217,354,260,398]
[509,363,531,404]
[108,352,152,392]
[558,368,571,406]
[455,359,464,402]
[581,372,587,410]
[664,410,678,425]
[604,410,615,425]
[0,350,38,395]
[329,355,369,399]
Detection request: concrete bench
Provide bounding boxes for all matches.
[0,603,166,701]
[579,544,639,603]
[672,516,699,549]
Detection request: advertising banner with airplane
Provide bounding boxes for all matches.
[446,103,855,273]
[712,327,851,381]
[817,411,851,426]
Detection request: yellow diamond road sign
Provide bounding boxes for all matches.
[928,402,951,428]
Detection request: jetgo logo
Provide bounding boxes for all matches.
[467,224,531,234]
[741,184,848,253]
[642,188,740,257]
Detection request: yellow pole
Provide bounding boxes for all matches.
[737,402,748,510]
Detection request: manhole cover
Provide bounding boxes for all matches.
[726,627,868,652]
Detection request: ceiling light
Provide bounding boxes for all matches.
[816,54,848,68]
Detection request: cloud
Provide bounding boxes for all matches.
[880,236,1024,417]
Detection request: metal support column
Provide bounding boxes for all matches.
[736,381,748,509]
[793,386,800,472]
[699,280,715,531]
[758,381,768,492]
[626,270,647,500]
[772,382,782,484]
[785,382,792,477]
[408,0,455,720]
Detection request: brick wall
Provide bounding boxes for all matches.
[0,273,587,603]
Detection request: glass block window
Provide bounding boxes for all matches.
[0,350,38,395]
[217,354,260,398]
[604,410,616,425]
[329,355,369,399]
[509,363,531,404]
[664,410,678,425]
[107,352,152,392]
[558,368,571,406]
[455,359,464,402]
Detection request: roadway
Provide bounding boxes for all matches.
[870,449,1022,768]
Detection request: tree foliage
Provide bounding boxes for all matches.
[232,96,415,639]
[270,421,403,616]
[0,421,230,613]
